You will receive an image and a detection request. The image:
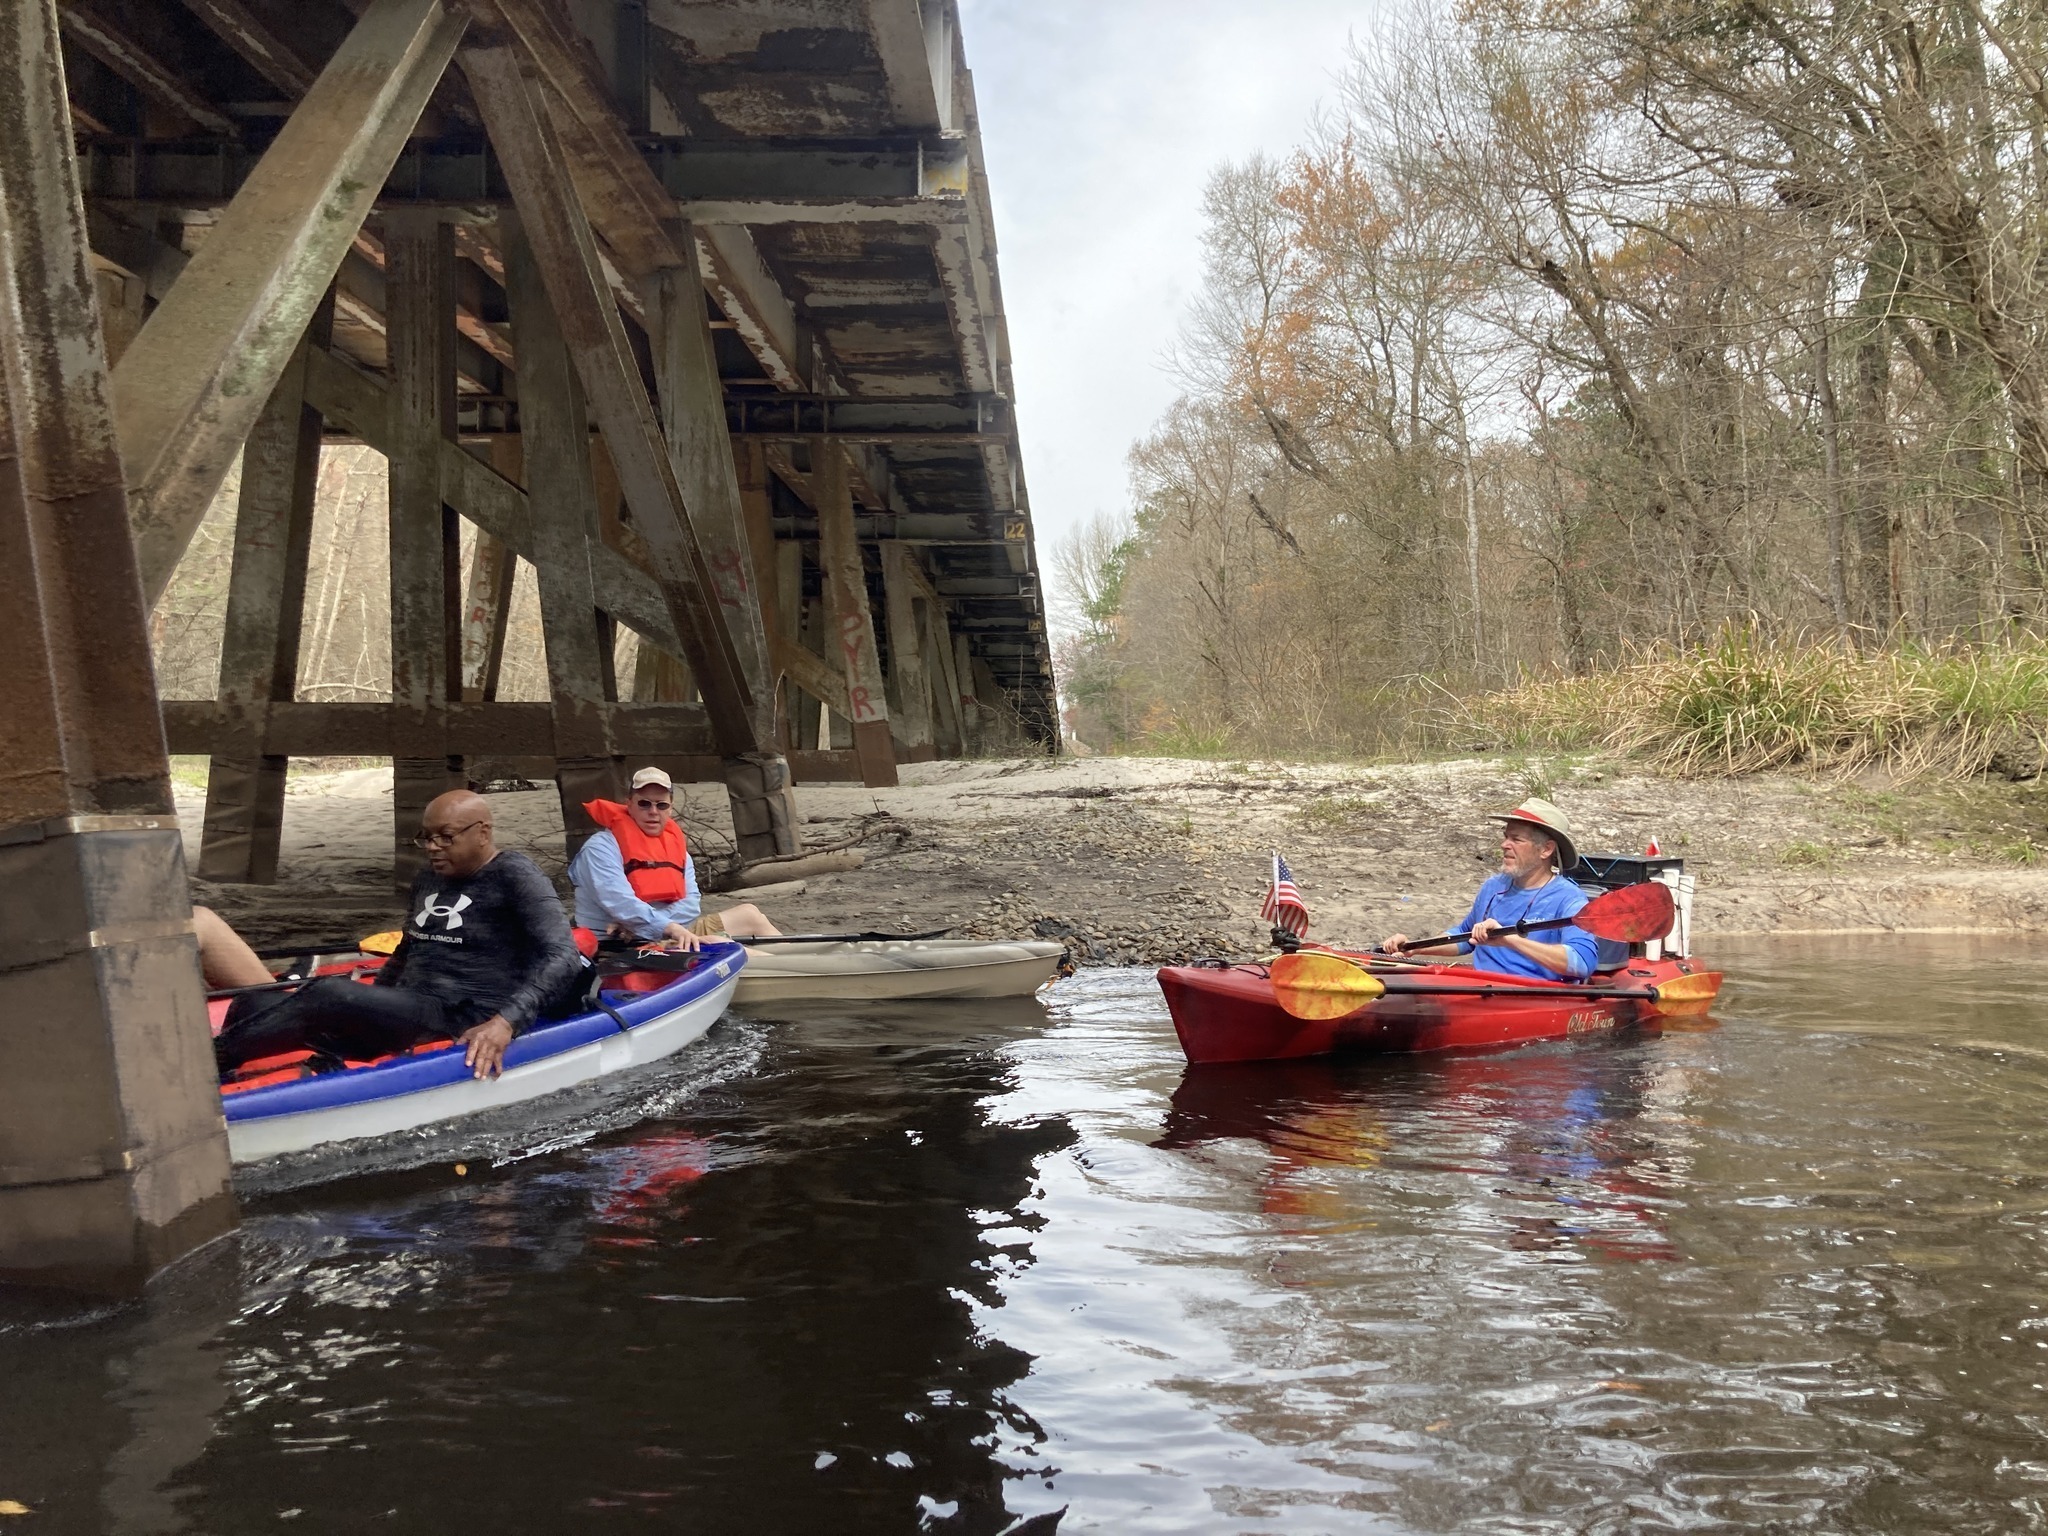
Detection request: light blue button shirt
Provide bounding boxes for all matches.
[567,828,701,941]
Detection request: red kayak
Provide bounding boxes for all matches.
[1158,954,1723,1065]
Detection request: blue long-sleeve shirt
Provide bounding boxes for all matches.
[567,829,701,941]
[1454,873,1599,980]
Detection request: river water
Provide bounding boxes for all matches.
[7,936,2048,1533]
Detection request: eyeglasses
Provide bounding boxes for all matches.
[631,797,673,811]
[413,819,487,849]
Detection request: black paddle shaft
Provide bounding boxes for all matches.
[1371,978,1664,1003]
[254,940,370,961]
[1390,911,1581,955]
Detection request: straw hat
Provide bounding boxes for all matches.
[1488,797,1578,870]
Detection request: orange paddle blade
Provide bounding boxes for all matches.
[1269,951,1388,1020]
[1576,882,1677,943]
[1647,969,1722,1015]
[357,930,403,956]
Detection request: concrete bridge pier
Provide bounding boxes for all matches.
[0,0,235,1291]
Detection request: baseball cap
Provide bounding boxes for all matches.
[630,766,673,793]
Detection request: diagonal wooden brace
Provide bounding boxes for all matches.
[115,0,466,607]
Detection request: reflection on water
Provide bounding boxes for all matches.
[9,938,2048,1532]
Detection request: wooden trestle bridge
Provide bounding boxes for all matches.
[0,0,1054,1289]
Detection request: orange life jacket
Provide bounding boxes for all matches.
[583,799,689,905]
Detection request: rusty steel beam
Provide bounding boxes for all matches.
[725,390,1011,443]
[84,135,972,221]
[464,38,759,755]
[679,195,963,226]
[0,0,233,1291]
[929,218,995,396]
[695,224,807,393]
[115,0,466,608]
[864,0,952,133]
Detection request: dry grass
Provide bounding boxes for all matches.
[1466,630,2048,778]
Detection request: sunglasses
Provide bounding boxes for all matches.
[632,797,673,810]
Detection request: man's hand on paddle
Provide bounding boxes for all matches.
[1468,918,1507,946]
[1381,933,1412,955]
[460,1015,514,1079]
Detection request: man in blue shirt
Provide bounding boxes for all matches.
[1382,798,1598,980]
[567,767,781,951]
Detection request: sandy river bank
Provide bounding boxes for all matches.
[178,753,2048,964]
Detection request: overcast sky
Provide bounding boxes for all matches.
[957,1,1377,570]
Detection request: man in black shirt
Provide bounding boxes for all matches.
[215,790,587,1080]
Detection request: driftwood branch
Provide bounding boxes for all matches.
[700,810,906,893]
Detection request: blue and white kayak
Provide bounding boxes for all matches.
[221,941,745,1163]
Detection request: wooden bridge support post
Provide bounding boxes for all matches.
[775,542,822,750]
[733,439,790,746]
[927,599,967,758]
[954,634,987,761]
[814,441,897,787]
[644,245,797,861]
[0,0,234,1290]
[955,633,983,755]
[504,222,624,853]
[881,541,935,761]
[633,646,694,702]
[196,294,334,883]
[385,212,466,886]
[459,440,521,702]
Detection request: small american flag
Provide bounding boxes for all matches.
[1259,850,1310,937]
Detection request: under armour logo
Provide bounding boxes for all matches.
[414,892,473,930]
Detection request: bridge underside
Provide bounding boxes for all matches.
[0,0,1053,1289]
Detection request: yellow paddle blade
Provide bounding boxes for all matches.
[1269,951,1388,1020]
[357,930,403,956]
[1647,970,1722,1015]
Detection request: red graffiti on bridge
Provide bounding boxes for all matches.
[709,546,748,609]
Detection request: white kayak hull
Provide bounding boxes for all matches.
[224,947,744,1163]
[733,938,1064,1004]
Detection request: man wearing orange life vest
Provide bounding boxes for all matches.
[567,767,781,951]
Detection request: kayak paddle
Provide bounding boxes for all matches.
[211,930,402,1001]
[251,930,403,961]
[1268,955,1387,1018]
[733,928,955,945]
[1268,949,1722,1021]
[1387,881,1675,955]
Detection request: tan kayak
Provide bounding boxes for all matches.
[732,938,1066,1004]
